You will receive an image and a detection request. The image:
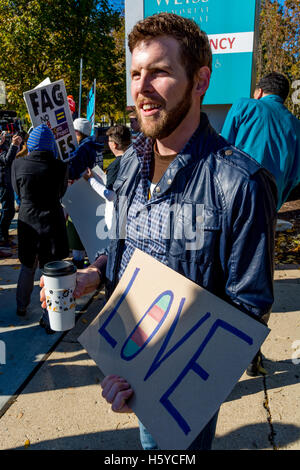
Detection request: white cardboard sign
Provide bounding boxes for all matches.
[61,166,112,263]
[24,79,78,161]
[79,248,270,450]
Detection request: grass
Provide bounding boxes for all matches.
[103,153,116,170]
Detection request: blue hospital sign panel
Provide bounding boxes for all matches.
[125,0,259,105]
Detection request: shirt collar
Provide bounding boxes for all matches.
[261,94,284,104]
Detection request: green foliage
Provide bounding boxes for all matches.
[258,0,300,118]
[1,0,298,121]
[103,154,115,170]
[0,0,126,124]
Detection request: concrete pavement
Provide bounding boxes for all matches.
[0,217,299,451]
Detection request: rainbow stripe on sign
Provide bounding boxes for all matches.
[121,292,173,360]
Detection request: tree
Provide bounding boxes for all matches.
[257,0,300,118]
[0,0,126,125]
[92,13,127,125]
[283,0,300,116]
[257,0,289,76]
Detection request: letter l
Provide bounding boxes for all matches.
[98,267,140,347]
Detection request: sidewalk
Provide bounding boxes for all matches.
[0,217,299,450]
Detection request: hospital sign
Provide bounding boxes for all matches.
[125,0,259,105]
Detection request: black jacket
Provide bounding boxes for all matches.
[11,150,69,267]
[0,143,19,186]
[106,156,121,189]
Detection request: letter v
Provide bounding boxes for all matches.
[144,299,211,381]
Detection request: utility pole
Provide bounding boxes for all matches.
[78,58,83,117]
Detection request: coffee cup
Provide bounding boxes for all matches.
[42,260,77,331]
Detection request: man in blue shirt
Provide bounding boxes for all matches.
[221,72,300,211]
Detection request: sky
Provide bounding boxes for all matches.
[109,0,124,11]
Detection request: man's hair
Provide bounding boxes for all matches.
[106,125,131,151]
[257,72,290,102]
[128,13,212,83]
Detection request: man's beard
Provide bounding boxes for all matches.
[136,84,193,140]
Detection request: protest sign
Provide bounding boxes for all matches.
[34,77,51,89]
[24,79,78,161]
[61,165,112,263]
[78,248,270,450]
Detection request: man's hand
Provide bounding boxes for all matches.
[73,266,101,298]
[101,375,134,413]
[39,266,101,308]
[83,167,93,181]
[11,134,22,147]
[0,132,6,146]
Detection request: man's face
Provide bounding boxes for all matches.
[108,138,118,156]
[75,130,82,143]
[130,36,193,140]
[130,117,140,133]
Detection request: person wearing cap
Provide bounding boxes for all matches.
[11,124,69,332]
[68,117,102,180]
[67,95,77,120]
[66,118,103,268]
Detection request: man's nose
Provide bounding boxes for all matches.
[136,72,154,94]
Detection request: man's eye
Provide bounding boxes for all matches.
[153,69,169,76]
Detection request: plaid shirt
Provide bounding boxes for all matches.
[118,134,173,279]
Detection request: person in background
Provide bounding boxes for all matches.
[82,125,131,232]
[129,109,140,145]
[14,130,29,212]
[221,71,300,376]
[12,124,69,333]
[67,95,78,120]
[105,125,131,189]
[68,118,102,180]
[0,131,22,255]
[16,130,29,158]
[83,124,131,194]
[66,117,103,268]
[221,72,300,212]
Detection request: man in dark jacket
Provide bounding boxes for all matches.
[105,125,131,189]
[68,117,102,180]
[12,124,69,331]
[0,132,22,253]
[41,13,277,448]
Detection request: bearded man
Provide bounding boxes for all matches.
[41,13,277,450]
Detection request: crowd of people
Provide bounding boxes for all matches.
[1,11,300,451]
[0,115,134,332]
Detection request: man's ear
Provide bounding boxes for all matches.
[194,66,211,98]
[254,87,263,100]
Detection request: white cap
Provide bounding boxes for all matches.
[73,118,92,136]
